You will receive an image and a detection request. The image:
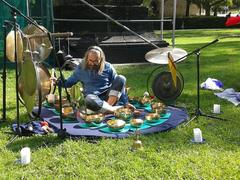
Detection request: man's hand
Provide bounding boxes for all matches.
[124,103,136,111]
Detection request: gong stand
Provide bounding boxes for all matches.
[47,33,71,138]
[0,0,68,144]
[0,21,8,122]
[184,39,227,126]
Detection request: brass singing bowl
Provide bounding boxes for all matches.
[114,108,133,120]
[91,114,104,123]
[140,96,152,105]
[82,115,94,123]
[23,24,52,62]
[151,102,166,114]
[107,119,126,131]
[151,102,166,109]
[62,106,74,118]
[151,107,166,114]
[130,118,144,128]
[82,114,104,124]
[145,113,160,122]
[6,30,23,62]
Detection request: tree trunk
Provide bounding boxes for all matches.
[213,7,218,16]
[205,7,211,16]
[185,0,191,17]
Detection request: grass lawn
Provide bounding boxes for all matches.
[0,29,240,179]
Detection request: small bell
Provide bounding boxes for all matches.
[131,129,143,151]
[131,139,143,151]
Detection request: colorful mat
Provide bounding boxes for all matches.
[37,106,189,138]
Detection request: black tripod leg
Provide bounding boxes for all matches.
[201,114,227,121]
[6,127,22,146]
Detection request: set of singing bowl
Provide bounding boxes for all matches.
[82,113,104,124]
[114,108,133,121]
[107,119,126,131]
[130,118,144,128]
[151,102,166,114]
[145,113,160,123]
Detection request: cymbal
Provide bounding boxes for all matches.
[6,30,23,62]
[145,47,187,64]
[23,24,52,62]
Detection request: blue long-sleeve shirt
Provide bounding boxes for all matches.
[62,60,128,105]
[64,61,116,96]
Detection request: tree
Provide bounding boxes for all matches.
[199,0,232,16]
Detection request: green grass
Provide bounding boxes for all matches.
[0,29,240,179]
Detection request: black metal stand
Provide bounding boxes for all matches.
[0,22,7,122]
[0,0,45,145]
[47,34,71,139]
[57,85,67,138]
[4,10,23,146]
[184,41,227,126]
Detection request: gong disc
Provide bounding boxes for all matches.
[19,63,51,116]
[6,30,23,62]
[23,24,52,62]
[36,64,51,102]
[18,76,36,114]
[152,71,184,102]
[21,50,37,96]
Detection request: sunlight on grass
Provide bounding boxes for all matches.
[0,29,240,179]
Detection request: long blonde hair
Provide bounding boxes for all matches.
[83,46,105,74]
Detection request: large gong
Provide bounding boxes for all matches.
[151,70,184,102]
[6,29,23,63]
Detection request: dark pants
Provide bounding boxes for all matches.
[85,75,128,111]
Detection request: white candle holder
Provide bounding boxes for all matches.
[213,104,221,114]
[20,147,31,165]
[191,128,205,144]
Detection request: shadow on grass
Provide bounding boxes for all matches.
[5,134,65,153]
